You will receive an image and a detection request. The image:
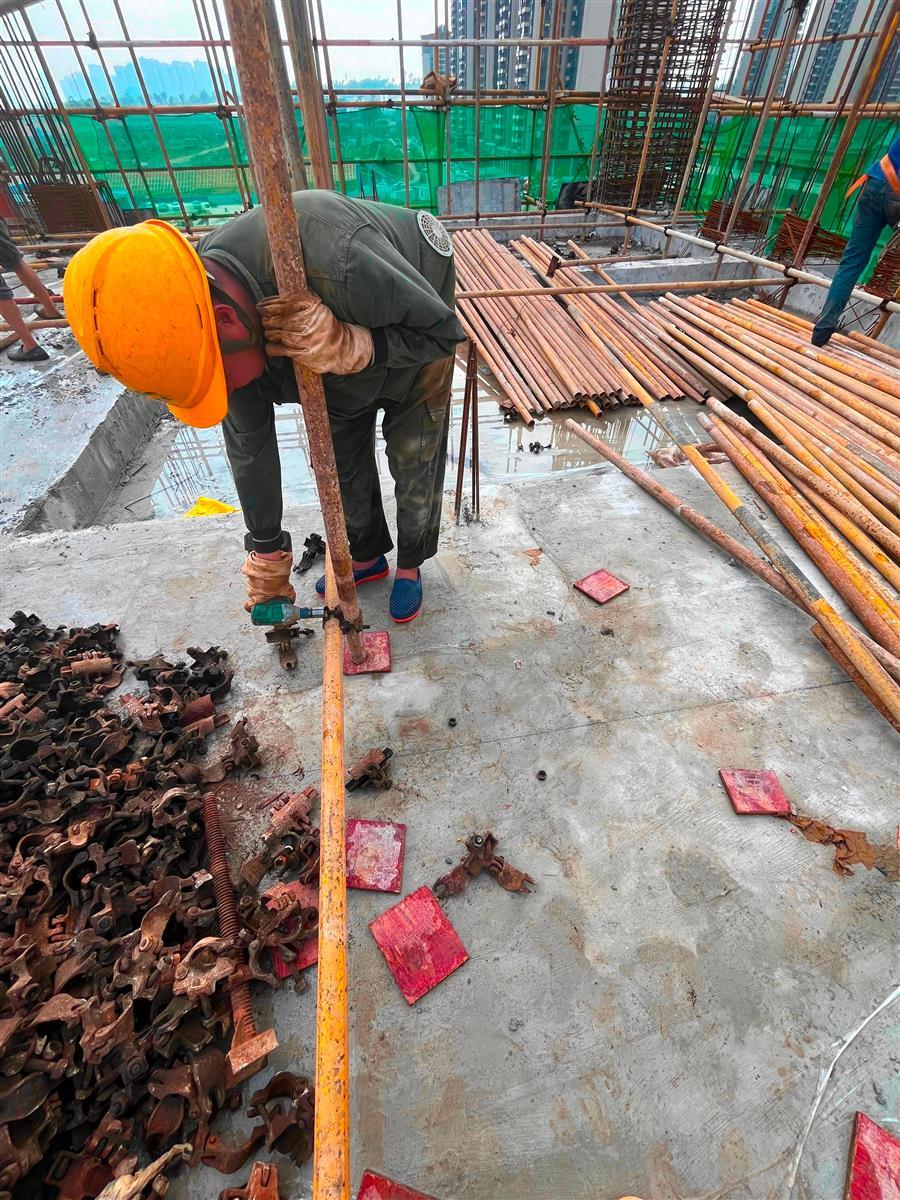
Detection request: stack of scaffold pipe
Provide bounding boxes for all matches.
[513,238,725,408]
[452,228,713,422]
[565,297,900,732]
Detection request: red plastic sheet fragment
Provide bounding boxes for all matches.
[346,819,406,893]
[719,768,791,815]
[344,631,392,675]
[357,1170,437,1200]
[845,1112,899,1200]
[573,569,630,604]
[369,886,468,1004]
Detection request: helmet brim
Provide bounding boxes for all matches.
[165,372,228,428]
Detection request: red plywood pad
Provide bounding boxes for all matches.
[845,1112,899,1200]
[346,819,406,893]
[344,630,392,675]
[719,768,791,815]
[357,1171,437,1200]
[573,568,630,605]
[369,886,468,1005]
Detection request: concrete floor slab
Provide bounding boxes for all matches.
[1,462,895,1200]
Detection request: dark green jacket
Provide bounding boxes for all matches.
[198,191,464,401]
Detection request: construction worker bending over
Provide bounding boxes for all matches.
[811,133,900,347]
[65,192,466,623]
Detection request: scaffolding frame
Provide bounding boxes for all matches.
[0,0,896,296]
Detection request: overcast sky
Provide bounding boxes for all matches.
[28,0,442,85]
[26,0,762,91]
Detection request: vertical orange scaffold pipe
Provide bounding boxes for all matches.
[317,550,350,1200]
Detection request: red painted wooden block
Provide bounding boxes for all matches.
[719,768,791,815]
[845,1112,900,1200]
[573,568,630,604]
[266,881,319,978]
[346,819,406,893]
[357,1171,436,1200]
[344,630,392,675]
[290,938,319,972]
[369,886,468,1005]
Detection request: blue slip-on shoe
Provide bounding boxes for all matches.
[390,571,422,623]
[315,554,389,596]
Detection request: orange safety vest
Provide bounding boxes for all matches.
[846,152,900,198]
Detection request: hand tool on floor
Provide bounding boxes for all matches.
[251,599,326,626]
[250,599,323,671]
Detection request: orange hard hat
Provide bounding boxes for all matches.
[65,220,227,428]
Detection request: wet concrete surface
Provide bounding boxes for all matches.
[0,327,159,532]
[2,463,895,1200]
[97,360,707,525]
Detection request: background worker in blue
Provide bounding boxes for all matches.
[812,132,900,347]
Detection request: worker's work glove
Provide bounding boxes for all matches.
[258,290,374,376]
[241,551,296,613]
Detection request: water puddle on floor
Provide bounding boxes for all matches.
[98,361,706,525]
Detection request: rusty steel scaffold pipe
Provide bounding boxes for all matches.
[582,209,900,318]
[564,419,795,602]
[705,398,900,572]
[284,0,333,189]
[223,0,366,665]
[701,415,900,658]
[564,418,900,685]
[455,275,786,301]
[586,340,900,720]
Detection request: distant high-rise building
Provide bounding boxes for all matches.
[735,0,790,98]
[446,0,607,92]
[802,0,857,102]
[421,25,450,78]
[59,57,215,106]
[736,0,898,106]
[801,0,900,105]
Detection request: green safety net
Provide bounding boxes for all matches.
[59,105,600,219]
[686,113,898,252]
[10,104,896,253]
[58,102,607,218]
